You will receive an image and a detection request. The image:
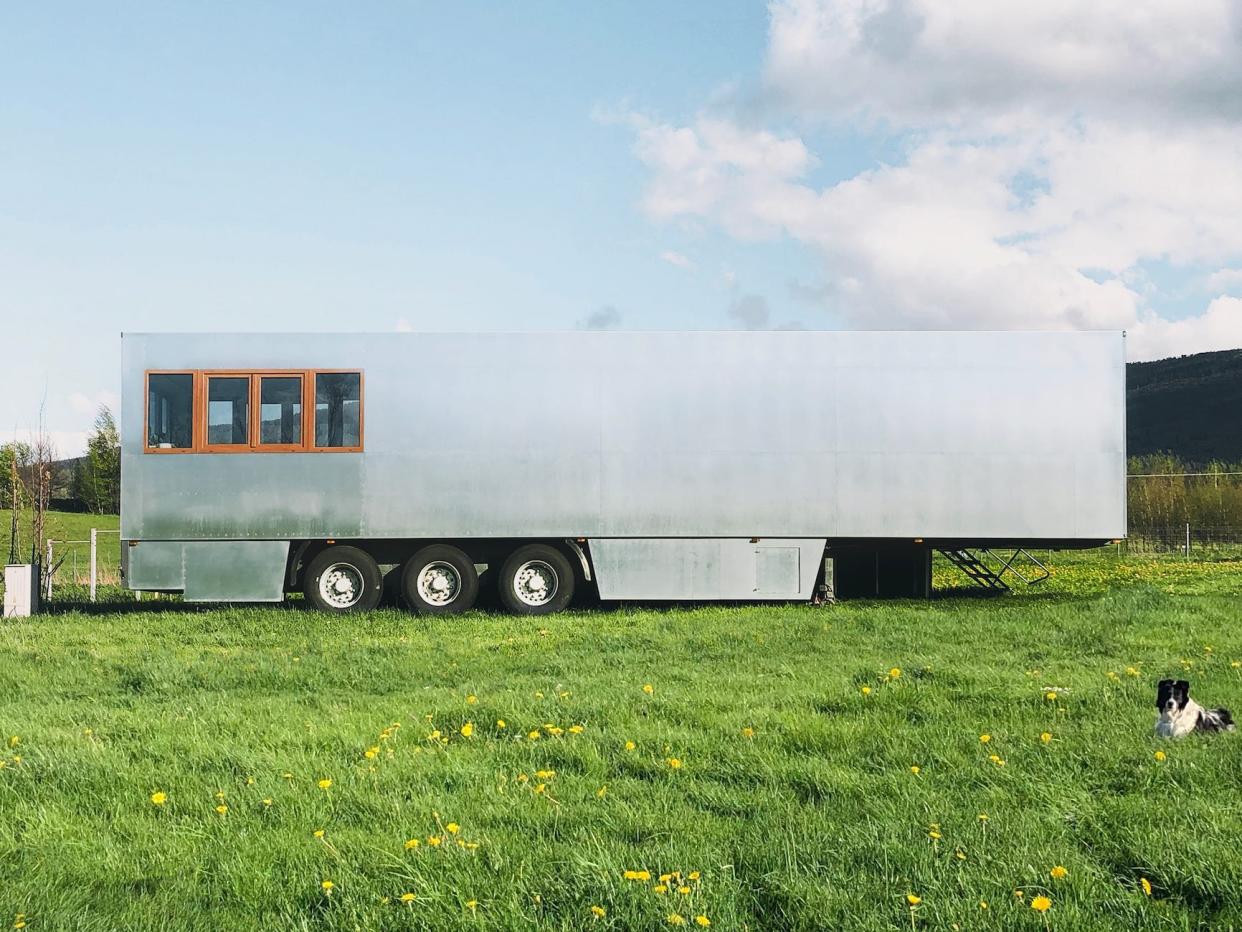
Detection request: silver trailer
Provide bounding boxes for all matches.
[119,330,1126,612]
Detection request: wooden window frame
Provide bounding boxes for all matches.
[143,370,198,454]
[254,372,309,453]
[310,369,366,454]
[141,368,364,454]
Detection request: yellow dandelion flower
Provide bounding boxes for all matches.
[955,849,966,860]
[466,694,477,704]
[313,829,325,839]
[666,757,683,769]
[496,719,506,728]
[427,835,442,847]
[400,892,416,903]
[465,900,478,911]
[1140,877,1152,896]
[1126,666,1139,677]
[460,722,473,738]
[546,726,563,736]
[215,791,225,800]
[559,691,571,699]
[654,884,668,894]
[979,734,991,743]
[928,829,941,840]
[14,917,27,931]
[741,726,755,738]
[321,880,334,894]
[528,730,541,740]
[215,804,228,815]
[979,900,988,910]
[535,770,556,780]
[317,778,332,790]
[643,684,654,695]
[667,915,686,927]
[446,822,460,834]
[1030,895,1051,913]
[695,917,710,928]
[1045,691,1058,701]
[7,737,18,748]
[625,740,636,751]
[282,771,294,780]
[404,838,420,850]
[535,691,544,698]
[889,667,902,679]
[364,748,378,760]
[689,871,701,881]
[1154,750,1167,761]
[591,905,606,918]
[906,893,921,906]
[977,812,988,821]
[678,885,691,895]
[1041,732,1053,744]
[910,765,921,775]
[596,785,608,798]
[262,798,272,806]
[427,729,441,740]
[861,685,872,695]
[568,724,584,734]
[1050,865,1068,879]
[150,791,167,806]
[624,870,651,882]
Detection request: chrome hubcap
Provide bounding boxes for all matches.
[417,561,462,606]
[319,563,363,609]
[514,560,558,606]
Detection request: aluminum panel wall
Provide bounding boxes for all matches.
[592,539,825,600]
[182,541,290,602]
[121,330,1126,544]
[126,541,186,590]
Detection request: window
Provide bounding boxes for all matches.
[315,372,362,449]
[259,375,303,446]
[206,376,250,447]
[147,373,193,450]
[142,369,362,453]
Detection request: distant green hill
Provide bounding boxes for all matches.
[1127,348,1242,466]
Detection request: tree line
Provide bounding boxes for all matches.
[1128,454,1242,531]
[2,406,119,516]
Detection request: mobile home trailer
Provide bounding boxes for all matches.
[120,331,1126,612]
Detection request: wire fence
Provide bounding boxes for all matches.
[1124,525,1242,555]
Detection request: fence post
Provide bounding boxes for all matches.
[90,528,97,603]
[46,539,53,600]
[1185,522,1190,559]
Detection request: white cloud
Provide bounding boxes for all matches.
[619,1,1242,357]
[764,0,1242,128]
[1206,268,1242,294]
[659,250,696,270]
[395,318,414,332]
[1128,297,1242,361]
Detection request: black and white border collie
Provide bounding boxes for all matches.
[1154,679,1235,738]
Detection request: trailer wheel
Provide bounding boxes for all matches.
[498,544,575,615]
[401,545,479,615]
[304,545,383,613]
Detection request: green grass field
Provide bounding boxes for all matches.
[2,548,1241,930]
[0,510,121,588]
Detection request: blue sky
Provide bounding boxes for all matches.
[3,1,1241,454]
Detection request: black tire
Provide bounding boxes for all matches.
[401,545,480,615]
[303,545,383,613]
[497,544,575,615]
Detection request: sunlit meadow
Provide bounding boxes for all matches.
[1,549,1241,930]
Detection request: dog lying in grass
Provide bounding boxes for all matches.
[1155,679,1235,738]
